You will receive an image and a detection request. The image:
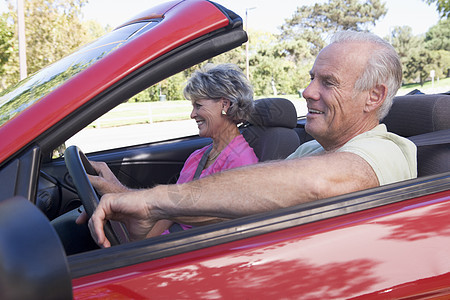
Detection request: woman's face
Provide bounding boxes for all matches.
[190,99,229,139]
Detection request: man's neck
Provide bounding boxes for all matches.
[319,121,380,152]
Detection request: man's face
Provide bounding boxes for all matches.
[302,42,373,151]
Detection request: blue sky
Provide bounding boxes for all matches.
[82,0,442,37]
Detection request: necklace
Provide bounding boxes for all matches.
[207,150,221,161]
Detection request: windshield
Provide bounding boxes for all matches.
[0,21,158,127]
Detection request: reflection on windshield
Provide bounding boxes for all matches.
[0,21,157,127]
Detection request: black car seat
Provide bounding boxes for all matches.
[382,93,450,177]
[242,98,301,161]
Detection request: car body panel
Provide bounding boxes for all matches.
[0,0,449,298]
[72,190,450,299]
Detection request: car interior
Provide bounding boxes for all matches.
[382,92,450,177]
[39,91,450,257]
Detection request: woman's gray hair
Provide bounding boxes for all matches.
[183,63,254,124]
[330,31,402,120]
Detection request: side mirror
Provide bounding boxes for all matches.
[0,196,72,299]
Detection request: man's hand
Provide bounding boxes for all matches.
[88,161,130,195]
[88,190,157,248]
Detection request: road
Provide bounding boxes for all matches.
[66,120,199,153]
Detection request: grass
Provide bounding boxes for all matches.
[398,77,450,95]
[91,101,192,128]
[91,77,450,128]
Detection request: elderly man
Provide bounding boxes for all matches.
[86,31,417,248]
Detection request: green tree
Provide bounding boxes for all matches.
[131,86,159,102]
[428,49,450,79]
[6,0,90,75]
[389,24,450,85]
[83,19,109,41]
[246,31,312,95]
[424,0,450,18]
[424,19,450,79]
[280,0,387,56]
[388,26,421,58]
[388,26,435,85]
[209,44,246,69]
[163,72,186,101]
[425,18,450,51]
[404,47,435,86]
[2,0,107,91]
[0,14,15,90]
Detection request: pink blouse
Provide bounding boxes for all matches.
[177,134,258,183]
[163,134,258,233]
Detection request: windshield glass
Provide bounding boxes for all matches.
[0,21,158,127]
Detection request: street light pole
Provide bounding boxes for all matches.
[245,7,256,80]
[17,0,27,80]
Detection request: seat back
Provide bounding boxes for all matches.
[242,98,300,161]
[382,93,450,176]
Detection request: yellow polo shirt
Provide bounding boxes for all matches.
[287,124,417,185]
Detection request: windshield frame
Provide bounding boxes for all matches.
[0,21,159,127]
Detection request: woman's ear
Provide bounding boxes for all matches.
[365,84,387,113]
[221,99,231,112]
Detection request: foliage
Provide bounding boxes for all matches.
[248,31,312,95]
[424,19,450,80]
[0,0,447,101]
[8,0,89,74]
[429,49,450,79]
[164,72,186,100]
[130,73,186,102]
[209,44,247,69]
[388,24,450,85]
[132,85,155,102]
[424,0,450,18]
[389,26,421,58]
[280,0,387,56]
[275,0,387,91]
[425,18,450,51]
[388,26,422,83]
[0,14,15,90]
[404,47,450,86]
[404,48,434,86]
[1,0,106,91]
[83,19,109,40]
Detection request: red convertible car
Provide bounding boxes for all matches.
[0,0,449,298]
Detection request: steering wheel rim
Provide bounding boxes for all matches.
[64,145,130,246]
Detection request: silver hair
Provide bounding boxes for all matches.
[330,31,402,120]
[183,63,254,124]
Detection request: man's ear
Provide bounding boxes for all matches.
[365,84,387,113]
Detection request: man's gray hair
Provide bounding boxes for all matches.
[330,31,402,120]
[183,64,254,124]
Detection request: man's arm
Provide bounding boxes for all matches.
[90,151,378,247]
[153,151,379,220]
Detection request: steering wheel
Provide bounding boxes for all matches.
[64,145,130,246]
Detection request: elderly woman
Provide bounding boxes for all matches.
[178,63,257,181]
[81,63,258,235]
[150,63,258,235]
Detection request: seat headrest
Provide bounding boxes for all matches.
[248,98,297,129]
[382,93,450,137]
